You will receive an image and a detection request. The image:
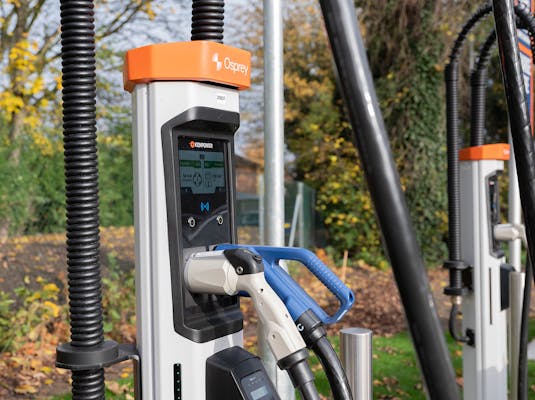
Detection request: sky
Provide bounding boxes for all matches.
[116,0,263,156]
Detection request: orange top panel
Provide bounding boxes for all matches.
[459,143,510,161]
[123,41,251,92]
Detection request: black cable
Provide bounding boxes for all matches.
[448,303,468,343]
[297,311,352,400]
[492,0,535,296]
[59,0,105,398]
[298,381,321,400]
[518,257,532,400]
[278,349,321,400]
[492,1,535,395]
[191,0,224,42]
[313,337,352,400]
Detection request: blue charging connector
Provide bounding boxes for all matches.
[215,245,354,324]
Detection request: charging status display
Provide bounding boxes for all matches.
[179,150,225,194]
[177,136,231,247]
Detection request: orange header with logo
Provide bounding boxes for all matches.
[123,41,251,92]
[459,143,510,161]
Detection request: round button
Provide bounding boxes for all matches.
[216,215,224,225]
[187,217,196,228]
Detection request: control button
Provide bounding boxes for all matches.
[216,215,224,225]
[187,217,196,228]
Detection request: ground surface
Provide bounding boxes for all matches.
[0,227,522,398]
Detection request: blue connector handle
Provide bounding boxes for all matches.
[216,245,354,324]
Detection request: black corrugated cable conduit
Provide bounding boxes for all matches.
[470,30,497,147]
[191,0,224,42]
[443,3,493,344]
[471,5,535,148]
[55,0,110,398]
[319,0,460,398]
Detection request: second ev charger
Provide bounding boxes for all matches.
[124,42,260,399]
[459,144,511,400]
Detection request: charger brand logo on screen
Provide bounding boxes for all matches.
[212,53,249,76]
[189,140,213,149]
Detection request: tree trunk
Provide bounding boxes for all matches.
[8,110,25,164]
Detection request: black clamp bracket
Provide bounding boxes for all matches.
[57,340,140,393]
[443,259,473,296]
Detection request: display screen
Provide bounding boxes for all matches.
[177,136,231,247]
[250,386,269,400]
[241,370,273,400]
[179,149,225,195]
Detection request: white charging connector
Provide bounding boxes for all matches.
[494,223,527,247]
[185,249,306,361]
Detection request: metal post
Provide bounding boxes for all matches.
[340,328,372,400]
[510,271,525,400]
[297,182,306,247]
[288,185,303,247]
[262,0,293,397]
[508,132,524,399]
[259,174,265,245]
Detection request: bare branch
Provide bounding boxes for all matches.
[96,3,144,40]
[25,0,47,32]
[0,5,18,55]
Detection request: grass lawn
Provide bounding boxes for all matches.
[49,327,535,399]
[308,332,462,399]
[51,326,535,400]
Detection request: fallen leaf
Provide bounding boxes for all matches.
[14,384,37,394]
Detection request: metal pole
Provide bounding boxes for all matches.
[262,0,293,397]
[318,1,460,398]
[297,182,306,247]
[340,328,372,400]
[508,131,523,400]
[259,174,265,245]
[510,271,525,400]
[288,186,303,247]
[263,0,285,253]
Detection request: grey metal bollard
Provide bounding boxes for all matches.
[340,327,373,400]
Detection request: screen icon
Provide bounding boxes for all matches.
[200,202,210,212]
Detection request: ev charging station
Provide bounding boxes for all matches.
[54,0,535,399]
[459,144,510,400]
[443,3,535,399]
[123,28,352,400]
[124,41,254,399]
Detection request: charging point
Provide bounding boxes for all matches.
[124,41,251,399]
[459,143,510,400]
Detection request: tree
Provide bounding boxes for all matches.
[241,0,475,265]
[0,0,157,237]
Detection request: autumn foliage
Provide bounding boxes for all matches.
[240,1,477,265]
